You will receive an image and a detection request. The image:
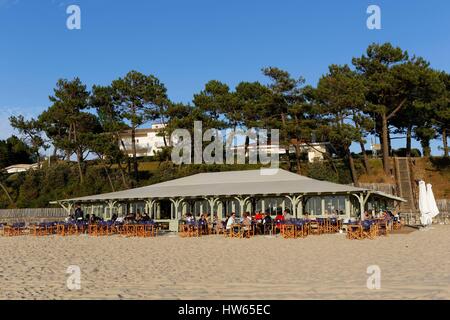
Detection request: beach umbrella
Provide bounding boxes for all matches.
[418,180,432,226]
[426,183,440,218]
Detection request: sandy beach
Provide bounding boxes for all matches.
[0,225,449,300]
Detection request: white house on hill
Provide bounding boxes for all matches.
[119,124,167,157]
[4,163,39,174]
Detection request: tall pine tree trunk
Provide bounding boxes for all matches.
[102,163,115,192]
[359,140,371,175]
[76,149,84,184]
[421,139,431,157]
[406,124,412,157]
[381,112,391,175]
[131,126,139,184]
[294,143,302,174]
[346,146,358,185]
[117,161,129,189]
[443,127,448,157]
[0,182,14,206]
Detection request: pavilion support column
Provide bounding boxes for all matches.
[297,199,303,217]
[106,200,118,220]
[169,198,184,220]
[156,202,161,219]
[217,201,224,219]
[145,199,156,219]
[352,192,371,221]
[286,195,302,218]
[234,196,251,217]
[345,196,351,219]
[205,197,220,222]
[169,197,184,232]
[58,201,74,215]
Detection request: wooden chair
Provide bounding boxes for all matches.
[362,223,378,240]
[347,224,363,240]
[56,224,67,236]
[263,223,274,236]
[242,224,255,238]
[3,223,26,236]
[189,224,201,237]
[302,222,310,236]
[322,219,330,233]
[329,219,340,233]
[294,223,307,238]
[143,224,156,237]
[213,222,225,235]
[179,223,189,237]
[377,220,389,236]
[230,224,243,238]
[309,221,321,235]
[281,224,296,239]
[88,224,99,236]
[126,225,138,237]
[393,219,402,230]
[30,224,45,236]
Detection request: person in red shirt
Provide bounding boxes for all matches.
[254,211,263,221]
[275,213,284,222]
[274,211,284,234]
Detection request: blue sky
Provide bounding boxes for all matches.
[0,0,449,155]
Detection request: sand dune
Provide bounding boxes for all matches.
[0,226,449,300]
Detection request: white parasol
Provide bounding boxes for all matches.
[418,180,432,226]
[426,183,440,218]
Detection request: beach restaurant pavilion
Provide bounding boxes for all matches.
[52,169,405,231]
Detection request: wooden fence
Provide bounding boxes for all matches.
[0,208,67,224]
[357,183,397,195]
[436,199,449,213]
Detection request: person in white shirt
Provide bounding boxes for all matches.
[115,216,124,223]
[226,212,236,230]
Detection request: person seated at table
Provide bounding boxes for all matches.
[124,212,136,223]
[185,213,194,223]
[283,209,293,221]
[240,212,251,223]
[242,212,252,227]
[198,214,208,233]
[261,213,273,234]
[254,211,263,222]
[387,210,395,219]
[141,212,150,221]
[89,214,97,224]
[364,211,372,220]
[275,212,284,223]
[110,213,118,222]
[115,215,125,224]
[213,214,223,234]
[241,212,252,236]
[136,212,143,222]
[262,213,272,224]
[331,210,338,218]
[226,213,236,230]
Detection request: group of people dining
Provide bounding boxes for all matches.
[181,209,296,235]
[67,204,152,225]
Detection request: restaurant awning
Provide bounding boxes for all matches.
[54,169,404,203]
